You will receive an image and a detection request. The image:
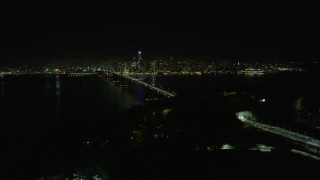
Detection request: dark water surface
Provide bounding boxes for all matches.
[1,75,145,177]
[1,72,319,178]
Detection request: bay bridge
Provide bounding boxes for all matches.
[112,72,176,97]
[104,61,177,98]
[236,111,320,157]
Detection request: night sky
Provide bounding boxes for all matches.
[1,1,319,62]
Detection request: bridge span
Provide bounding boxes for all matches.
[111,72,177,98]
[236,111,320,155]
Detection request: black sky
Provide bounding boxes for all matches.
[1,1,319,62]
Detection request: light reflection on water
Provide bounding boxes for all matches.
[0,75,145,129]
[99,77,144,114]
[55,74,61,120]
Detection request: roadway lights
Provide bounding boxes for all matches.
[259,98,266,102]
